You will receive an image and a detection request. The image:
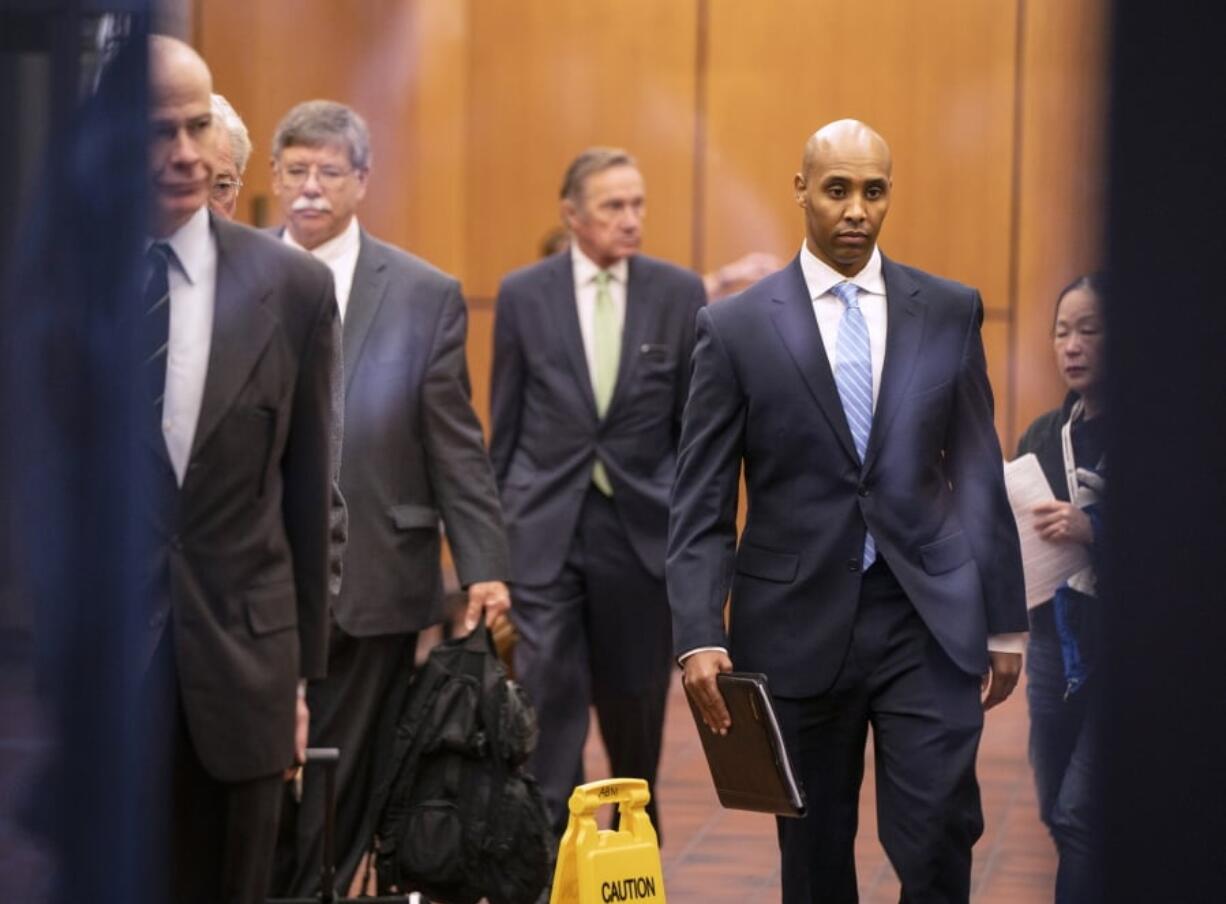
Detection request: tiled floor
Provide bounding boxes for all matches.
[579,672,1057,903]
[0,624,1056,903]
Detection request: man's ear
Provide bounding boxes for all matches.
[560,198,578,231]
[793,172,807,207]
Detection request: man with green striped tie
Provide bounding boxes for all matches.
[490,147,707,845]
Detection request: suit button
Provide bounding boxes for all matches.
[857,485,870,497]
[847,559,860,572]
[149,610,167,628]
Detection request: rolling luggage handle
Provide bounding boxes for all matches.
[266,747,412,904]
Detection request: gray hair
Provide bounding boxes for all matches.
[210,93,252,174]
[271,100,372,172]
[560,147,637,203]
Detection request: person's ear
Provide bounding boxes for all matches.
[793,172,807,207]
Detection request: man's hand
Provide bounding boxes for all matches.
[981,651,1022,711]
[465,580,512,632]
[284,689,310,781]
[1032,500,1093,545]
[683,650,734,735]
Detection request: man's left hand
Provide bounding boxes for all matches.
[465,580,512,632]
[981,651,1022,711]
[284,691,310,781]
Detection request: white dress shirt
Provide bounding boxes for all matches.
[284,215,361,321]
[571,244,628,382]
[800,241,888,405]
[681,241,1024,661]
[157,204,217,485]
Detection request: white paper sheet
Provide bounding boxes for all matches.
[1004,454,1091,609]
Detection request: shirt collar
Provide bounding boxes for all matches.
[799,241,884,301]
[156,204,212,285]
[571,244,630,287]
[284,215,361,264]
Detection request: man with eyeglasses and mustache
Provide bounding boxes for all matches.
[267,100,511,898]
[207,93,250,219]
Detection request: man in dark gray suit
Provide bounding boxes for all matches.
[267,100,511,896]
[142,38,338,904]
[490,148,707,838]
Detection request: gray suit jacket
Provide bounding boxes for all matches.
[332,230,508,636]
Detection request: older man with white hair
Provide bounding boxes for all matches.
[208,92,251,219]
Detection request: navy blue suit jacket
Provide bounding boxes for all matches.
[666,254,1026,698]
[490,251,706,586]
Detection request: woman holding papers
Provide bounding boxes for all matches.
[1015,274,1106,904]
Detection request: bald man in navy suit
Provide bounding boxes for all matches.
[669,121,1027,903]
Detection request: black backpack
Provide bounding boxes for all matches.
[371,624,552,904]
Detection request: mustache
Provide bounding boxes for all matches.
[292,196,332,213]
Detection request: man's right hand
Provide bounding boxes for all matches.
[682,650,734,735]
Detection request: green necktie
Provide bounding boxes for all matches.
[591,270,620,495]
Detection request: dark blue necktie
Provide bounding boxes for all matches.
[142,243,172,411]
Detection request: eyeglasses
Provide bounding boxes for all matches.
[211,179,242,202]
[277,163,357,189]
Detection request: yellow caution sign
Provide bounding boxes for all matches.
[549,778,666,904]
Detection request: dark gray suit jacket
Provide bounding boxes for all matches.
[489,251,707,586]
[332,231,508,636]
[667,254,1027,698]
[148,215,337,782]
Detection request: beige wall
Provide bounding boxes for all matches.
[196,0,1106,446]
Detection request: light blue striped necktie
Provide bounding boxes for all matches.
[831,280,876,569]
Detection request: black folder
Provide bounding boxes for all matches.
[686,672,806,817]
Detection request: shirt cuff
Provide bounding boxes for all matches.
[987,632,1027,655]
[678,646,729,666]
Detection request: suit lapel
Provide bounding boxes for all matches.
[862,255,925,475]
[342,232,390,396]
[549,254,598,418]
[769,258,859,464]
[606,256,651,417]
[190,216,277,460]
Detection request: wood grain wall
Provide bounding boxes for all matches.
[195,0,1105,447]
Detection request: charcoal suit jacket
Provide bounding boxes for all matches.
[147,215,337,781]
[330,231,508,637]
[490,251,707,585]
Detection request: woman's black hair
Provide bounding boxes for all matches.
[1053,271,1106,330]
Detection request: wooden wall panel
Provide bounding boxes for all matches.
[464,0,699,298]
[197,0,466,270]
[1011,0,1107,440]
[467,304,495,436]
[195,0,1106,445]
[983,318,1012,443]
[703,0,1020,315]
